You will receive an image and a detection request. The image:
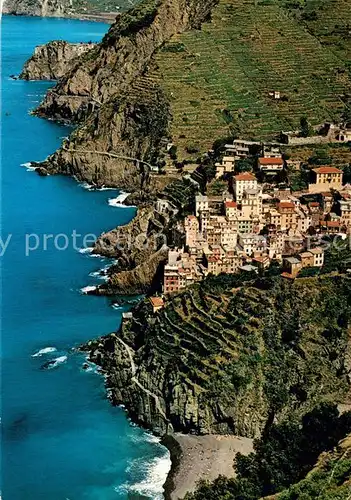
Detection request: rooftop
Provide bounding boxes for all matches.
[225,201,237,208]
[149,296,165,308]
[285,257,301,264]
[258,157,284,165]
[300,252,313,258]
[313,166,342,174]
[235,172,256,181]
[278,201,295,209]
[309,247,324,254]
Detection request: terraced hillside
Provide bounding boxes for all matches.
[282,0,351,65]
[150,0,351,158]
[89,272,351,436]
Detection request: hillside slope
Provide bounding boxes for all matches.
[87,273,351,437]
[31,0,351,184]
[2,0,130,20]
[267,434,351,500]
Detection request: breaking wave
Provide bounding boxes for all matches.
[126,453,171,500]
[32,347,57,357]
[41,355,68,370]
[20,162,36,172]
[80,285,97,294]
[108,192,134,207]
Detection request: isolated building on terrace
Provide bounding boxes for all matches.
[309,166,343,193]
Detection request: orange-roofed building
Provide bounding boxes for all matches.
[225,200,237,220]
[234,172,258,203]
[309,166,343,193]
[149,296,165,313]
[258,157,284,172]
[277,201,297,230]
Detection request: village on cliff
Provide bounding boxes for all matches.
[145,123,351,311]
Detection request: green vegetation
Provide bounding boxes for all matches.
[150,0,351,159]
[275,435,351,499]
[185,404,351,499]
[119,269,351,438]
[103,0,162,44]
[282,0,351,66]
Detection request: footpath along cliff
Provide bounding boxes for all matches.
[86,273,351,437]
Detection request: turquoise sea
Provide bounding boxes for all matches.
[1,15,170,499]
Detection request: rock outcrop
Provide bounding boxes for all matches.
[87,273,351,437]
[20,41,95,81]
[35,0,218,122]
[95,245,169,295]
[2,0,120,20]
[91,198,184,293]
[3,0,69,17]
[38,79,171,186]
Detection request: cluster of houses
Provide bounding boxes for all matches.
[162,139,350,295]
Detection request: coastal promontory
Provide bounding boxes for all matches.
[20,41,95,81]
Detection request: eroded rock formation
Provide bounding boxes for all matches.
[87,273,351,437]
[20,41,95,81]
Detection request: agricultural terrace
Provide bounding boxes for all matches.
[150,0,351,159]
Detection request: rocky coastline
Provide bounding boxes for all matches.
[20,1,351,497]
[2,0,120,22]
[20,41,96,81]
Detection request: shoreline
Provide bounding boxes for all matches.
[2,12,118,23]
[162,433,254,500]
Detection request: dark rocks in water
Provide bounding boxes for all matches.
[10,74,18,80]
[40,359,57,370]
[36,166,49,176]
[82,363,90,370]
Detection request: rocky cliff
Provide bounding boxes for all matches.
[20,41,95,81]
[35,0,218,122]
[2,0,121,20]
[87,273,351,437]
[3,0,70,17]
[37,78,171,187]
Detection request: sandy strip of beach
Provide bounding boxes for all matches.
[164,434,254,499]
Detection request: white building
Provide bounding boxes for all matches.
[258,157,284,172]
[234,172,258,203]
[309,247,324,267]
[195,194,209,217]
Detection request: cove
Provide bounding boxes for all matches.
[1,15,170,499]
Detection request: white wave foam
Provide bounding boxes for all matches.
[44,355,68,369]
[128,454,172,500]
[32,347,57,357]
[78,179,117,192]
[89,269,108,281]
[20,162,36,172]
[79,181,94,190]
[78,247,94,254]
[112,303,123,310]
[108,192,132,207]
[80,285,97,294]
[98,186,117,191]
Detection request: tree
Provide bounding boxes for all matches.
[300,116,311,137]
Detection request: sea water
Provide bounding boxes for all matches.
[1,15,170,499]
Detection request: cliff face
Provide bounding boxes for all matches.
[88,274,351,437]
[38,78,171,187]
[20,41,95,81]
[91,197,184,293]
[3,0,69,17]
[35,0,218,122]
